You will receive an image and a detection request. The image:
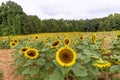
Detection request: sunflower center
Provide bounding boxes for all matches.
[22,48,27,51]
[12,43,15,46]
[35,36,38,39]
[65,39,69,45]
[14,40,18,43]
[80,36,83,39]
[59,49,73,63]
[27,50,36,57]
[52,41,60,46]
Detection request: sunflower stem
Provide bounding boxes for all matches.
[66,74,69,80]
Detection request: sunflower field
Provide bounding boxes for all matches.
[0,31,120,80]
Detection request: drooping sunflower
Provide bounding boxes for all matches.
[20,48,28,53]
[24,48,38,59]
[80,34,84,40]
[51,40,61,48]
[56,47,76,67]
[91,33,96,44]
[10,42,17,47]
[93,59,111,68]
[112,59,120,65]
[98,47,104,51]
[64,38,71,46]
[101,50,111,55]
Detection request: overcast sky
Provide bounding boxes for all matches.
[0,0,120,20]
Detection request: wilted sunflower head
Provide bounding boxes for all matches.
[10,42,16,47]
[24,48,38,59]
[56,47,76,67]
[93,59,111,68]
[51,40,61,48]
[20,48,28,53]
[64,39,71,46]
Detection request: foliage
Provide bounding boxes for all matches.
[1,1,120,36]
[0,36,10,49]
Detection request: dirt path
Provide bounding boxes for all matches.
[0,49,23,80]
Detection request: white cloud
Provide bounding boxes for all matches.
[0,0,120,19]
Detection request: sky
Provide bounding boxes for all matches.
[0,0,120,20]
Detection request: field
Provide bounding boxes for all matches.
[0,31,120,80]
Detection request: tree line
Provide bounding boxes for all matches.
[0,1,120,36]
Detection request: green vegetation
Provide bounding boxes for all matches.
[7,32,119,80]
[0,1,120,36]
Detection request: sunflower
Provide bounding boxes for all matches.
[101,50,111,55]
[98,47,104,51]
[64,39,71,46]
[92,33,96,44]
[115,61,120,65]
[10,42,16,47]
[20,48,28,53]
[116,31,120,38]
[74,40,78,45]
[34,35,39,40]
[13,40,18,43]
[24,48,38,59]
[93,59,111,68]
[111,58,120,65]
[51,40,61,48]
[56,36,60,39]
[56,47,76,67]
[80,34,84,40]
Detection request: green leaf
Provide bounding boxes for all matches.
[52,60,59,67]
[60,67,71,75]
[29,66,39,77]
[72,62,83,69]
[49,68,64,80]
[22,66,39,77]
[39,67,48,79]
[74,76,92,80]
[41,48,50,52]
[44,76,49,80]
[15,59,24,66]
[82,56,91,63]
[23,60,34,66]
[22,68,30,75]
[88,66,100,76]
[36,58,45,65]
[76,53,82,59]
[113,49,120,55]
[45,62,55,70]
[15,67,26,76]
[83,49,93,55]
[110,65,120,73]
[72,68,88,77]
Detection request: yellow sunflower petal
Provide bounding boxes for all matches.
[56,47,76,67]
[24,48,38,59]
